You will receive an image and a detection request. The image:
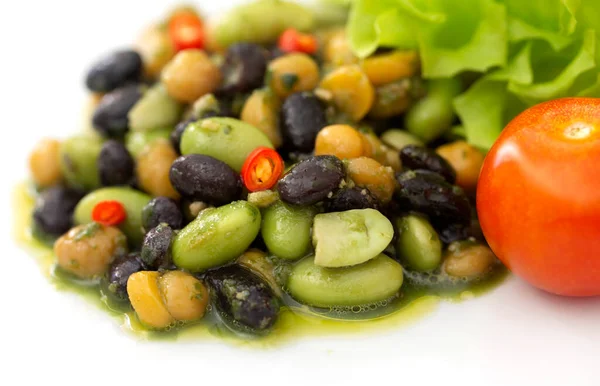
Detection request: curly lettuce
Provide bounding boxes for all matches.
[347,0,600,149]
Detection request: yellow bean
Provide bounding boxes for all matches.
[319,65,374,121]
[136,140,180,200]
[29,139,63,188]
[361,50,418,87]
[161,49,222,103]
[436,140,485,192]
[346,157,396,204]
[443,242,496,279]
[158,271,209,322]
[315,124,365,159]
[128,271,174,329]
[136,23,176,79]
[267,53,320,99]
[241,89,282,148]
[324,29,358,66]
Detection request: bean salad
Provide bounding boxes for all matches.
[24,0,506,338]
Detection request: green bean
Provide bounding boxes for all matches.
[128,84,183,132]
[172,201,261,272]
[312,209,394,267]
[73,187,152,245]
[287,254,403,307]
[125,129,172,158]
[209,0,315,48]
[395,214,442,272]
[261,201,317,260]
[180,117,273,172]
[59,135,103,191]
[380,129,424,151]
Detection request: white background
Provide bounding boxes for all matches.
[0,1,599,385]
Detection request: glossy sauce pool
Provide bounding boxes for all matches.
[13,182,508,348]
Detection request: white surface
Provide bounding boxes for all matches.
[1,1,599,385]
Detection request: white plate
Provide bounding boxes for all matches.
[2,1,599,385]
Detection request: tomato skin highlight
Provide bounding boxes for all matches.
[477,98,600,296]
[241,147,284,192]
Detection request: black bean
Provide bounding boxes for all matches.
[169,154,242,205]
[92,85,142,138]
[277,155,345,205]
[32,186,84,237]
[436,223,473,245]
[280,92,327,152]
[218,43,268,96]
[324,187,377,212]
[140,224,174,269]
[206,265,279,332]
[98,140,135,186]
[85,50,143,93]
[395,169,471,224]
[107,252,145,301]
[141,197,183,232]
[400,145,456,183]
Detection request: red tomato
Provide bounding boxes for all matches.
[241,147,284,192]
[477,98,600,296]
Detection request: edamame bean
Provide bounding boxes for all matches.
[405,78,462,142]
[207,0,315,48]
[172,201,261,272]
[60,135,103,191]
[380,129,424,151]
[395,214,442,272]
[312,209,394,268]
[261,201,317,260]
[125,129,172,158]
[180,117,273,172]
[287,254,403,307]
[73,187,152,245]
[128,84,183,132]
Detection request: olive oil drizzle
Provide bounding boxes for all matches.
[13,182,508,348]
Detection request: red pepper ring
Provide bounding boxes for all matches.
[168,12,205,52]
[92,200,127,226]
[278,28,318,55]
[241,147,284,192]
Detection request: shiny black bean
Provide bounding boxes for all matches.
[85,50,143,93]
[98,140,135,186]
[140,224,173,269]
[141,197,183,232]
[32,186,84,236]
[107,252,145,301]
[277,155,345,206]
[169,154,242,205]
[206,265,279,332]
[92,85,142,138]
[324,187,377,212]
[280,92,327,152]
[218,43,268,96]
[436,223,472,245]
[400,145,456,183]
[395,169,471,224]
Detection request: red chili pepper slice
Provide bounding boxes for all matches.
[168,12,205,52]
[92,200,127,226]
[278,28,318,54]
[241,147,284,192]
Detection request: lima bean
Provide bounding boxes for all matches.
[261,201,317,260]
[312,209,394,268]
[208,0,314,48]
[172,201,261,272]
[60,135,103,191]
[128,84,183,132]
[73,187,151,245]
[125,129,172,158]
[287,254,403,308]
[395,214,442,272]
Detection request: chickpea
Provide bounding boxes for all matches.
[443,242,497,279]
[158,271,209,322]
[315,124,365,159]
[135,23,176,79]
[127,271,175,329]
[369,80,412,119]
[324,29,357,66]
[54,223,127,279]
[360,131,401,171]
[361,50,418,87]
[319,65,374,121]
[29,139,63,188]
[267,53,320,99]
[161,49,222,103]
[241,89,282,148]
[136,140,180,200]
[436,140,485,192]
[346,157,396,203]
